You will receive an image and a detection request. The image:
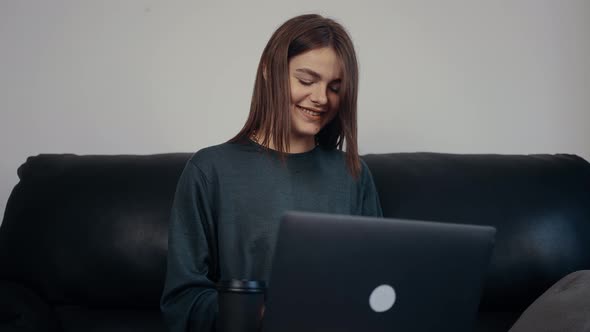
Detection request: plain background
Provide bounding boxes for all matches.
[1,0,589,224]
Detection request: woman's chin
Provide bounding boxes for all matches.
[292,126,321,139]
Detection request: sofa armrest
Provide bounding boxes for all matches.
[0,280,59,332]
[509,270,590,332]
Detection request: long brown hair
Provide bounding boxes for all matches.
[229,14,361,178]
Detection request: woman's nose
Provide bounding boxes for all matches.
[310,85,328,106]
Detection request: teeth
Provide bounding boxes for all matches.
[297,105,321,116]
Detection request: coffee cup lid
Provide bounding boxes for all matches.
[217,279,267,293]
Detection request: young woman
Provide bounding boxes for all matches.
[161,14,382,332]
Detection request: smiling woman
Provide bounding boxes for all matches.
[160,14,382,332]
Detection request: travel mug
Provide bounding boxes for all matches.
[217,279,266,332]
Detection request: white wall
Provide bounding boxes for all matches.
[1,0,589,223]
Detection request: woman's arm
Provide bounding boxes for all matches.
[360,160,383,218]
[161,160,218,332]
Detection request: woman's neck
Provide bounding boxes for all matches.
[288,134,316,153]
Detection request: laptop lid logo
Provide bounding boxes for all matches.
[369,284,396,313]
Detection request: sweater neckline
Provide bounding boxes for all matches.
[246,139,319,158]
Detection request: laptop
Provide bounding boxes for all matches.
[261,211,496,332]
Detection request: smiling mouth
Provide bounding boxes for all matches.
[296,105,323,117]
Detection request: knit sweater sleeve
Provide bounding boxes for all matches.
[161,159,218,332]
[360,159,383,218]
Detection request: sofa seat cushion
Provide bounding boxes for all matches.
[0,281,59,332]
[55,306,166,332]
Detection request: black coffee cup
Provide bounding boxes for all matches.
[217,279,266,332]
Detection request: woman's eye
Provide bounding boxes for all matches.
[330,86,340,93]
[298,79,312,86]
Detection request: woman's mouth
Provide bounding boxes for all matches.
[296,105,323,118]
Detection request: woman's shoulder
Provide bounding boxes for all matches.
[188,141,254,172]
[317,148,374,182]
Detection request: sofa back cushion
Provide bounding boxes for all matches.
[363,153,590,313]
[0,153,190,307]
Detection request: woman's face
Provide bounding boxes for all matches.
[288,47,342,141]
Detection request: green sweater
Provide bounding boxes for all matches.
[161,139,382,332]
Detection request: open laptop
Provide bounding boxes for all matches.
[261,211,496,332]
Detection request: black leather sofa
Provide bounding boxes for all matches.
[1,152,589,332]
